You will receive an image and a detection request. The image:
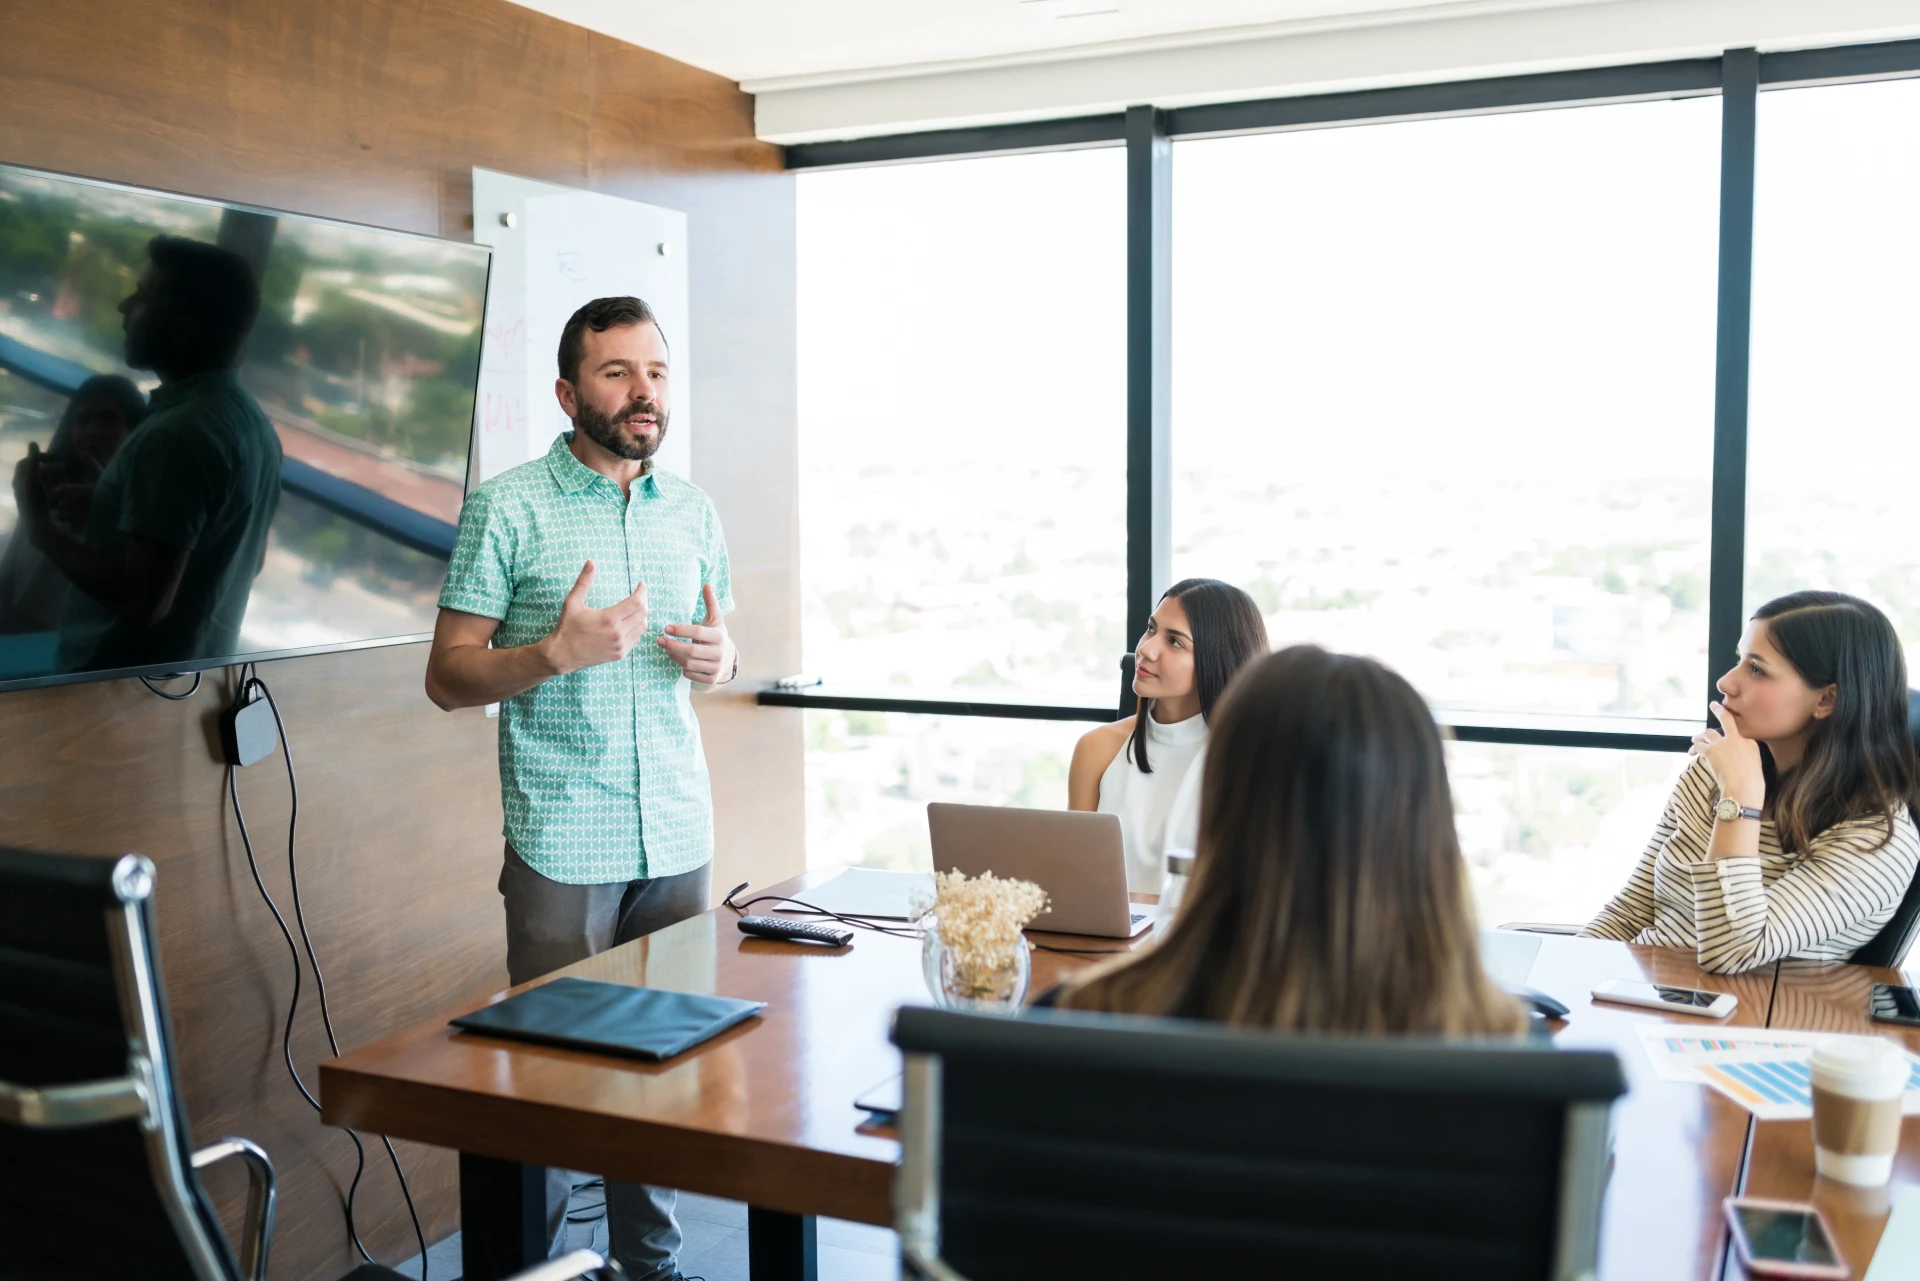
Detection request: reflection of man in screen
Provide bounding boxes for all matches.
[8,236,282,672]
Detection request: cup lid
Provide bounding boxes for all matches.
[1812,1034,1909,1086]
[1165,849,1195,875]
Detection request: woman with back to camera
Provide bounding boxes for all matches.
[1068,578,1268,892]
[1057,645,1527,1036]
[1581,591,1920,974]
[0,374,147,634]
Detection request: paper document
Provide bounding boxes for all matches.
[1864,1184,1920,1281]
[1636,1025,1920,1121]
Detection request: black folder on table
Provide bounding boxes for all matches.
[450,977,766,1061]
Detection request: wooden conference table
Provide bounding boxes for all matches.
[320,870,1920,1281]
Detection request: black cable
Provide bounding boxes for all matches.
[720,883,1128,953]
[249,668,430,1279]
[140,671,202,700]
[227,695,378,1268]
[722,884,925,940]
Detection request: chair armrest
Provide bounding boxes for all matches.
[192,1137,275,1281]
[508,1249,622,1281]
[0,1073,152,1129]
[1498,922,1582,935]
[901,1242,971,1281]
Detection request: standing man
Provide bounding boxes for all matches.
[425,296,735,1281]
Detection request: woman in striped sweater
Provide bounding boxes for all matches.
[1581,591,1920,973]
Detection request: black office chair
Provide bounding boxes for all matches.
[1505,690,1920,967]
[1847,689,1920,967]
[891,1004,1626,1281]
[0,846,616,1281]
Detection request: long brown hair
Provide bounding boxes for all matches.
[1752,591,1919,855]
[1062,645,1525,1036]
[1128,578,1269,774]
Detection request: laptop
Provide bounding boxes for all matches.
[928,802,1156,939]
[1478,928,1542,992]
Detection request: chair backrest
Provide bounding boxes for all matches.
[892,1005,1626,1281]
[0,847,241,1281]
[1849,690,1920,968]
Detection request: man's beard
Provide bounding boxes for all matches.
[574,395,669,462]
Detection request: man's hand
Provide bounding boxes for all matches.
[660,582,735,685]
[537,561,649,677]
[10,442,51,546]
[1693,700,1766,809]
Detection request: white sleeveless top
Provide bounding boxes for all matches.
[1097,711,1209,892]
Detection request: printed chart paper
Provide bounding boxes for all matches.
[1636,1026,1920,1121]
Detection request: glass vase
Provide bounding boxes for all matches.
[920,915,1032,1014]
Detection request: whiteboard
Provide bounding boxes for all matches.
[471,169,691,485]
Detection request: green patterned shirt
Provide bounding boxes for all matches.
[438,433,733,885]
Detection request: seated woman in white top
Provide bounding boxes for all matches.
[1582,591,1920,974]
[1067,578,1267,891]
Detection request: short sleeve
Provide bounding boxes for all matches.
[117,427,221,550]
[701,499,734,620]
[438,487,516,621]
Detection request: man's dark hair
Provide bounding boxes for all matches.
[557,295,666,383]
[146,235,261,367]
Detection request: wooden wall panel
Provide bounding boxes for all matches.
[0,647,504,1274]
[0,1,801,1277]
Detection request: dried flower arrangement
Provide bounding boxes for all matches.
[916,870,1050,1004]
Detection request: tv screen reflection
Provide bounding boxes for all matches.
[0,164,488,688]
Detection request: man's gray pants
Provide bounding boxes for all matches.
[500,843,712,1281]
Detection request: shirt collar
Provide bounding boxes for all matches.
[147,368,241,413]
[545,431,656,497]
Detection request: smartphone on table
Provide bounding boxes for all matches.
[1869,983,1920,1028]
[1723,1198,1847,1279]
[1591,979,1737,1018]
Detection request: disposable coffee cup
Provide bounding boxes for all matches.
[1810,1035,1910,1187]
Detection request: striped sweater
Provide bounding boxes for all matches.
[1579,757,1920,974]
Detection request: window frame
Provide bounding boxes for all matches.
[765,37,1920,757]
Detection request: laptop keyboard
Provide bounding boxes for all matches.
[1130,912,1148,925]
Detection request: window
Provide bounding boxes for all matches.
[797,148,1127,705]
[1172,97,1723,724]
[1449,740,1681,928]
[788,51,1920,939]
[1748,76,1920,651]
[805,709,1083,871]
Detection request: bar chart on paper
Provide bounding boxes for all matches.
[1636,1026,1920,1120]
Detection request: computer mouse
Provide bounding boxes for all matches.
[1516,985,1571,1020]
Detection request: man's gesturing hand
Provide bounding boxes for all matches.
[538,561,648,676]
[659,582,735,685]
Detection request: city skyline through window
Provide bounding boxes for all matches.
[794,72,1920,936]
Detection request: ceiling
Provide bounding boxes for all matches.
[504,0,1590,87]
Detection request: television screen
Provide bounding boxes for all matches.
[0,163,488,690]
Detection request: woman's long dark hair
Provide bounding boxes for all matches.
[1064,646,1524,1035]
[1751,591,1919,855]
[1129,577,1268,773]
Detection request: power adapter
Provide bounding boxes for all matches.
[221,684,279,767]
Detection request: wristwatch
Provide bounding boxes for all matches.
[1713,797,1762,823]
